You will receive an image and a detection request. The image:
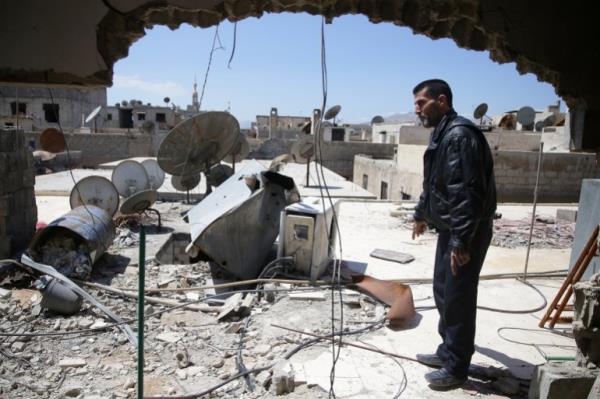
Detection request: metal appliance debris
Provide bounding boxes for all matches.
[186,160,298,280]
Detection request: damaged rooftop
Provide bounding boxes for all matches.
[1,1,600,399]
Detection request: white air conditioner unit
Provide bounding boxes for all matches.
[278,197,340,281]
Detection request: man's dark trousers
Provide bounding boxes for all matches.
[433,219,493,379]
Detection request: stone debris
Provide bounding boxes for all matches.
[38,236,92,280]
[272,360,295,395]
[58,358,87,368]
[156,332,184,344]
[288,291,326,301]
[112,227,139,248]
[492,216,575,249]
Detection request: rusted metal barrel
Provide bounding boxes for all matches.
[28,205,115,277]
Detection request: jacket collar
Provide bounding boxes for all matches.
[427,109,457,150]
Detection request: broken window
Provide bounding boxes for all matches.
[362,174,368,189]
[293,224,309,240]
[107,113,112,121]
[380,131,387,143]
[43,103,59,123]
[380,181,388,200]
[156,113,166,122]
[10,101,27,115]
[137,112,146,121]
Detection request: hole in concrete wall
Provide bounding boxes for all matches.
[43,103,59,123]
[362,174,368,189]
[155,113,166,122]
[137,112,146,121]
[331,127,345,141]
[107,113,112,120]
[10,101,26,116]
[155,232,192,264]
[118,108,133,128]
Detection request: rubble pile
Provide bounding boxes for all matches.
[492,216,575,249]
[112,228,140,249]
[0,257,385,399]
[37,236,92,280]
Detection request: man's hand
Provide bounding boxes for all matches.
[450,248,470,276]
[412,220,427,240]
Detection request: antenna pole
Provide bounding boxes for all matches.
[137,224,146,399]
[232,154,236,173]
[306,157,310,187]
[186,189,190,204]
[523,141,544,281]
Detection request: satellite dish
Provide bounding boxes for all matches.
[473,103,488,120]
[141,159,165,189]
[324,105,341,121]
[371,115,385,124]
[40,128,66,153]
[157,111,240,176]
[534,121,544,132]
[33,150,57,162]
[498,114,516,130]
[171,174,201,191]
[516,106,536,129]
[163,97,170,104]
[119,189,158,215]
[206,164,234,187]
[85,106,102,124]
[69,176,119,216]
[291,136,315,164]
[543,114,557,127]
[223,134,249,164]
[111,160,150,197]
[121,100,128,107]
[269,153,292,171]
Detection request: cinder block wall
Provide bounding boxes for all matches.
[355,148,600,202]
[0,130,37,258]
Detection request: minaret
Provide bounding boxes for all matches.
[192,76,199,112]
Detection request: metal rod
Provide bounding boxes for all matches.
[523,141,544,281]
[306,158,310,187]
[137,225,146,399]
[232,154,236,173]
[271,324,418,363]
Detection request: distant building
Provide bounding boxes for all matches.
[0,85,106,131]
[371,121,418,144]
[104,101,181,133]
[252,107,314,139]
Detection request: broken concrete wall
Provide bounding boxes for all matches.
[573,275,600,368]
[570,180,600,279]
[0,130,37,258]
[24,131,155,167]
[363,146,600,201]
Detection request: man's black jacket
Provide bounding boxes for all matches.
[414,110,497,251]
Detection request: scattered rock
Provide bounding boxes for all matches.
[253,344,271,357]
[176,369,187,380]
[212,358,225,369]
[255,370,271,388]
[64,387,82,397]
[58,358,87,368]
[156,332,183,344]
[0,287,11,299]
[272,360,295,395]
[225,322,243,334]
[176,350,190,368]
[122,378,135,389]
[11,342,25,352]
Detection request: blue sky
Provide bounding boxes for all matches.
[108,13,561,127]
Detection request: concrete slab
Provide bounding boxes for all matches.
[570,179,600,279]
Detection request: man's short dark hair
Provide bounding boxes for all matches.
[413,79,453,107]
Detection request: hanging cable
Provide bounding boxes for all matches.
[227,22,238,69]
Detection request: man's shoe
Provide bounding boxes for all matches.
[416,353,444,368]
[425,368,467,389]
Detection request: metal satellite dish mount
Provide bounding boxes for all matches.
[473,103,488,126]
[120,190,162,230]
[223,133,249,173]
[291,135,315,187]
[171,174,201,204]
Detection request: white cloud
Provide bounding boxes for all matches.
[113,74,186,97]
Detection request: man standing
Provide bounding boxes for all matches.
[411,79,497,388]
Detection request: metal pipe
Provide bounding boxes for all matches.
[138,225,145,399]
[523,141,544,281]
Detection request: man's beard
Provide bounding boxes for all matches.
[420,110,442,128]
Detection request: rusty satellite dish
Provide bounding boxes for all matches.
[171,174,201,192]
[223,134,249,164]
[40,128,66,153]
[69,176,120,216]
[324,105,341,121]
[111,160,149,197]
[119,189,158,215]
[206,164,234,187]
[371,115,385,124]
[141,159,165,189]
[517,106,536,130]
[157,111,240,176]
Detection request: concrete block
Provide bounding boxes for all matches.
[528,362,596,399]
[570,180,600,279]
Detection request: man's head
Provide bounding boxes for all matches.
[413,79,453,128]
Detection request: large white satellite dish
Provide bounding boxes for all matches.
[69,176,120,216]
[111,160,150,197]
[141,159,165,189]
